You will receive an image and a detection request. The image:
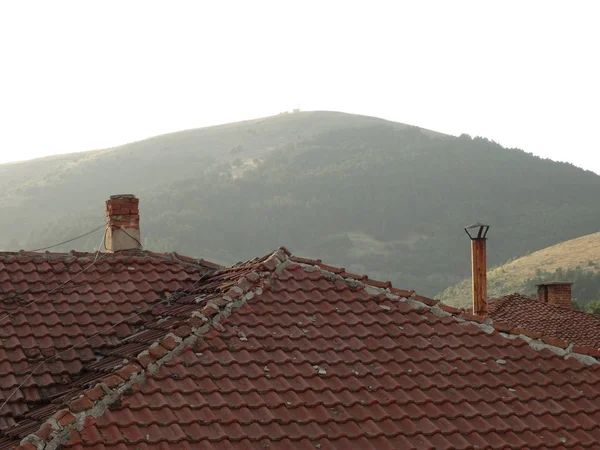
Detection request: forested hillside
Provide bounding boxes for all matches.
[3,111,600,296]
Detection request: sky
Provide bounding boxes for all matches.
[1,1,599,173]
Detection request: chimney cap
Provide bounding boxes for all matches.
[110,194,136,199]
[464,222,490,240]
[536,281,573,286]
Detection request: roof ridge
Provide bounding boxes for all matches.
[288,254,600,366]
[503,292,600,318]
[11,249,294,448]
[0,249,223,271]
[487,293,519,313]
[15,261,269,450]
[14,248,600,449]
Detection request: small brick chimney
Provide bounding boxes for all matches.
[536,282,572,309]
[105,194,142,252]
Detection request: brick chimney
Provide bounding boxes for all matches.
[105,195,142,252]
[536,282,572,309]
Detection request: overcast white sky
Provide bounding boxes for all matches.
[1,1,599,173]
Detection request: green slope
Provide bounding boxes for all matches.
[3,110,600,296]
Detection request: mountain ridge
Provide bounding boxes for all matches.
[2,110,599,296]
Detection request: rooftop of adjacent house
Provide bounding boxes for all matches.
[0,250,220,435]
[488,293,600,350]
[3,248,600,450]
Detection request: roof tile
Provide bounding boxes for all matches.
[15,257,585,448]
[3,251,600,449]
[489,294,600,349]
[0,250,218,444]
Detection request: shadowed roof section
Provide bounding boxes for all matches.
[488,293,600,349]
[0,250,221,438]
[6,249,600,450]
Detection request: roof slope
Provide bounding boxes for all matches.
[489,294,600,349]
[0,250,219,437]
[10,249,600,450]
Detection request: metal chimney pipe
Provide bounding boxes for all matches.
[464,223,490,316]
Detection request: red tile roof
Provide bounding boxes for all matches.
[488,293,600,350]
[0,250,220,442]
[4,249,600,449]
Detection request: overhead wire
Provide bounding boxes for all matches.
[0,222,109,304]
[0,221,147,310]
[27,223,107,252]
[0,223,110,308]
[0,257,84,309]
[0,214,214,414]
[116,227,143,250]
[0,253,110,323]
[0,224,109,321]
[0,266,213,414]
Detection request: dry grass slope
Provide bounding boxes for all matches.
[440,232,600,309]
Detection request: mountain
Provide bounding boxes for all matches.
[2,111,600,296]
[439,232,600,309]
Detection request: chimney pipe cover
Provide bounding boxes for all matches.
[464,222,490,240]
